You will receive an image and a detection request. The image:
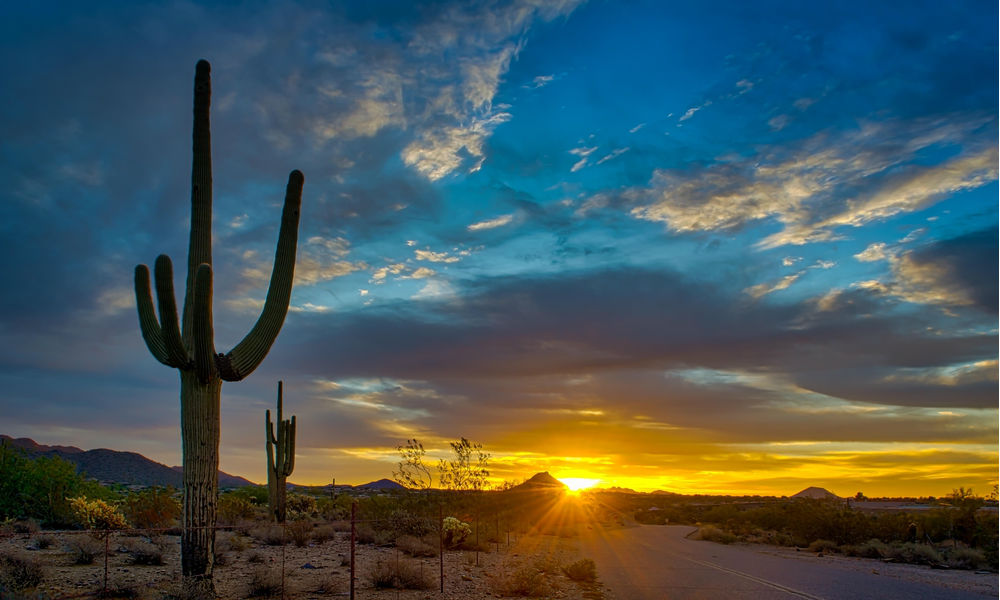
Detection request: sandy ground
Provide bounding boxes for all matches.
[0,528,607,599]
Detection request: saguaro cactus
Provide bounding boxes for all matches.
[134,60,302,599]
[266,380,296,523]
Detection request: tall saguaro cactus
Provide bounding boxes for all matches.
[134,60,303,599]
[266,381,296,523]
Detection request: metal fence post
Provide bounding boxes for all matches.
[350,501,357,600]
[439,504,444,594]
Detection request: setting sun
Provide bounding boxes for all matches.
[559,477,600,492]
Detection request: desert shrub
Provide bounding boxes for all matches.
[316,496,349,521]
[122,487,180,530]
[286,520,313,547]
[494,564,550,597]
[246,567,282,598]
[844,539,889,559]
[218,495,257,526]
[247,551,265,564]
[888,542,942,565]
[367,559,432,590]
[697,525,737,544]
[95,582,143,599]
[31,535,55,550]
[310,524,337,544]
[442,517,472,549]
[354,524,393,546]
[562,558,597,582]
[286,494,317,519]
[250,525,286,546]
[396,534,437,557]
[314,575,344,594]
[11,520,40,535]
[329,520,351,532]
[807,539,840,554]
[68,535,106,565]
[125,539,164,566]
[68,497,128,533]
[216,531,249,555]
[0,552,45,592]
[390,509,433,537]
[946,547,988,570]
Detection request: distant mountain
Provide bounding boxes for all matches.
[2,435,255,489]
[357,478,406,491]
[792,486,841,500]
[508,472,567,492]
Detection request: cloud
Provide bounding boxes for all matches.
[854,242,888,262]
[596,147,630,165]
[617,115,997,247]
[744,272,803,298]
[415,249,460,263]
[467,214,514,231]
[569,146,598,172]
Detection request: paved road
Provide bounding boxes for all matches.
[578,525,996,600]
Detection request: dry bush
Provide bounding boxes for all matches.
[946,547,988,570]
[125,539,165,566]
[889,542,942,565]
[396,534,437,557]
[247,551,266,564]
[314,574,345,594]
[329,520,352,532]
[285,520,313,547]
[807,539,840,554]
[367,558,433,590]
[355,524,393,546]
[311,524,337,544]
[11,520,40,535]
[69,535,106,565]
[697,525,737,544]
[31,535,55,550]
[843,539,889,559]
[494,563,550,597]
[561,558,597,582]
[122,487,181,530]
[250,524,286,546]
[0,552,45,593]
[95,581,144,599]
[246,566,283,598]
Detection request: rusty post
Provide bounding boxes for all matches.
[350,501,357,600]
[439,504,444,593]
[280,522,287,600]
[103,530,110,594]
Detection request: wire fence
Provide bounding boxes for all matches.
[0,501,531,600]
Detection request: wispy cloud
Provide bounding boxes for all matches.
[569,145,598,172]
[619,115,997,247]
[468,214,514,231]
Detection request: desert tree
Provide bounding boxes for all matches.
[393,439,433,490]
[133,60,302,599]
[438,438,490,491]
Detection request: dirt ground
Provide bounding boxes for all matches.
[0,527,607,600]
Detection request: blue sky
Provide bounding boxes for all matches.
[1,0,996,495]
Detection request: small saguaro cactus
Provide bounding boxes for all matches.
[133,60,303,599]
[266,381,296,523]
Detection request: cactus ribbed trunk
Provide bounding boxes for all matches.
[266,381,295,523]
[180,371,221,585]
[133,60,303,600]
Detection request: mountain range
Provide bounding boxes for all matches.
[1,435,254,489]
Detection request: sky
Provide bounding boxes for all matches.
[1,0,997,498]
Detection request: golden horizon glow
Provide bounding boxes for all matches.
[559,477,601,492]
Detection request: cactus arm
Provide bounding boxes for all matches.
[184,59,214,344]
[265,409,275,476]
[218,171,303,381]
[134,264,172,366]
[285,415,296,476]
[153,255,189,367]
[192,263,218,384]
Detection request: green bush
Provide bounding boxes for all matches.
[122,487,180,530]
[698,525,737,544]
[807,539,840,553]
[946,547,988,570]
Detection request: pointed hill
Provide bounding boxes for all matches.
[792,486,841,500]
[508,472,568,492]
